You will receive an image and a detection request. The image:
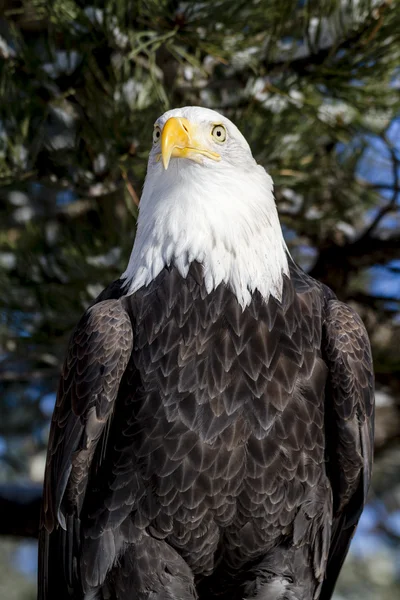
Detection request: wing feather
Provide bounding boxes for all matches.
[39,298,133,599]
[321,299,374,600]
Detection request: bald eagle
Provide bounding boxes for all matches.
[39,107,374,600]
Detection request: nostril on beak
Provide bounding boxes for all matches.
[182,123,189,133]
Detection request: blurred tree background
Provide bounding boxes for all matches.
[0,0,400,598]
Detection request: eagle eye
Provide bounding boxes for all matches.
[211,124,227,143]
[153,126,161,144]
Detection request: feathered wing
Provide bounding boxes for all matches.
[321,299,375,600]
[38,298,133,600]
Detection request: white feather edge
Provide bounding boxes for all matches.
[121,150,288,309]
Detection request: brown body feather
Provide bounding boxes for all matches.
[39,261,374,600]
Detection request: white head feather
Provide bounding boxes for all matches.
[122,106,288,308]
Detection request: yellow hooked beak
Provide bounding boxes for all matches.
[160,117,221,170]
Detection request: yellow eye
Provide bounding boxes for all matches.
[153,126,161,144]
[211,124,227,143]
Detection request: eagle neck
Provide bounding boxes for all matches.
[122,161,289,308]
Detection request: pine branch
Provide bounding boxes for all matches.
[309,232,400,290]
[358,133,400,240]
[265,0,394,75]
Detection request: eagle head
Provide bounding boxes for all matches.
[122,106,289,308]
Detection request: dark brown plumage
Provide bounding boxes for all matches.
[38,259,374,600]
